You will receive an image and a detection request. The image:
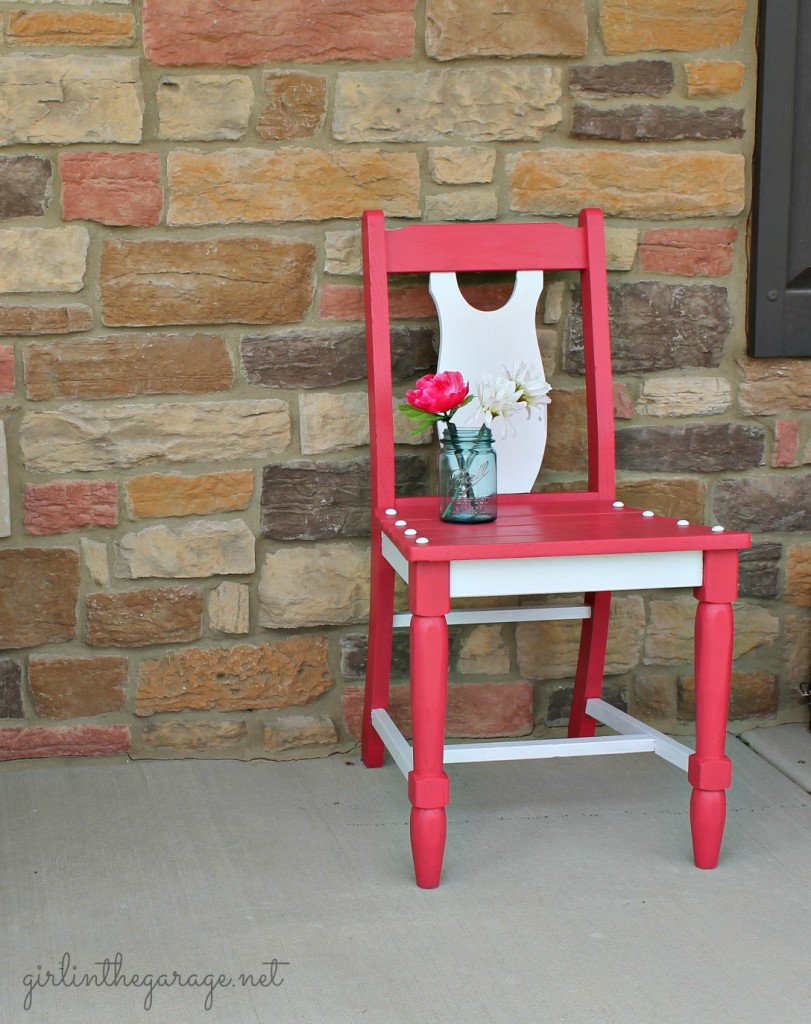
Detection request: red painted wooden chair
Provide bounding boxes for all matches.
[361,208,751,888]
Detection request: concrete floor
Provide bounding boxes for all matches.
[2,726,811,1024]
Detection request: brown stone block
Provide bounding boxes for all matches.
[23,480,118,536]
[679,671,778,722]
[601,0,745,54]
[640,227,737,276]
[714,476,811,532]
[738,543,781,599]
[60,151,162,227]
[260,455,427,540]
[566,282,731,374]
[137,719,248,751]
[0,548,79,650]
[0,724,130,760]
[616,423,764,473]
[342,680,534,739]
[25,333,233,400]
[569,60,673,97]
[241,325,436,389]
[100,236,315,327]
[543,389,588,475]
[167,149,420,225]
[686,60,745,97]
[781,615,811,687]
[0,155,51,219]
[259,72,327,139]
[510,149,745,219]
[29,656,127,719]
[86,587,203,648]
[785,546,811,607]
[7,10,135,46]
[0,347,14,395]
[135,637,333,716]
[263,714,338,754]
[616,478,707,524]
[125,470,254,519]
[631,671,676,721]
[0,659,24,718]
[143,0,415,65]
[426,0,586,58]
[572,105,743,142]
[738,357,811,414]
[0,304,92,336]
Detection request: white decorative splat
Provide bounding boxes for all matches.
[431,270,548,493]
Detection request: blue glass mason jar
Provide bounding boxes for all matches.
[438,426,497,523]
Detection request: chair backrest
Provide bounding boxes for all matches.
[362,208,616,512]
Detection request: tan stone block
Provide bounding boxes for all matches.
[81,538,109,586]
[0,55,142,144]
[115,520,256,580]
[324,230,361,276]
[263,714,338,754]
[605,227,639,271]
[510,150,745,218]
[516,596,645,679]
[457,624,510,676]
[259,72,327,140]
[299,391,368,455]
[28,656,127,719]
[137,719,248,751]
[8,10,135,46]
[543,280,566,324]
[209,582,250,635]
[738,357,811,414]
[167,149,420,225]
[125,470,254,519]
[334,66,562,143]
[616,478,707,524]
[785,547,811,607]
[781,614,811,687]
[601,0,745,54]
[631,671,676,720]
[0,227,89,294]
[543,389,587,475]
[157,74,253,141]
[86,587,203,648]
[100,236,315,327]
[0,304,92,336]
[259,544,369,628]
[424,190,498,222]
[686,60,745,96]
[636,376,731,416]
[20,399,290,473]
[680,671,778,721]
[0,548,79,650]
[426,0,587,58]
[135,637,333,716]
[428,147,496,184]
[645,600,779,664]
[25,333,233,401]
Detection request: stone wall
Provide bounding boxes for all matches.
[0,0,802,764]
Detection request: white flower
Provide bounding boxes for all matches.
[508,361,552,414]
[474,375,524,427]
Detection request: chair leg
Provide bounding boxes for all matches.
[408,611,450,889]
[361,535,395,768]
[689,550,737,869]
[567,591,612,738]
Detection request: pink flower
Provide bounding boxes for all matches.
[405,372,469,416]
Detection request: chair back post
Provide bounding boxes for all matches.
[362,210,397,513]
[578,208,616,500]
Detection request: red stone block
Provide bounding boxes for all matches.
[613,382,634,419]
[320,281,515,321]
[0,724,130,761]
[0,346,14,394]
[342,681,534,739]
[774,419,801,468]
[60,151,162,227]
[143,0,415,65]
[23,480,118,536]
[639,227,737,277]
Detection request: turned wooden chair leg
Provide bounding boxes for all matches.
[361,534,396,768]
[689,550,737,869]
[568,591,612,739]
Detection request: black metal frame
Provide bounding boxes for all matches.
[749,0,811,356]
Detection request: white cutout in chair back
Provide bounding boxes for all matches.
[431,270,548,494]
